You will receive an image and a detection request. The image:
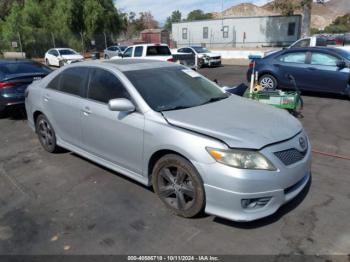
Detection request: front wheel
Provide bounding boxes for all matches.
[259,74,278,90]
[45,59,50,66]
[152,154,205,218]
[35,114,60,153]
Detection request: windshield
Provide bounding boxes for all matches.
[146,46,171,56]
[124,67,228,112]
[59,49,77,55]
[192,47,210,53]
[119,46,127,52]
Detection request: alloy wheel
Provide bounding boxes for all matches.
[38,119,54,148]
[260,76,275,89]
[157,165,196,211]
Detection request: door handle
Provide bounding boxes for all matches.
[43,94,50,102]
[83,106,91,116]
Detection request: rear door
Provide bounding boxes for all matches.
[43,67,89,147]
[273,50,309,89]
[81,68,144,174]
[303,51,349,93]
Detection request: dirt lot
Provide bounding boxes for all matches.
[0,65,349,255]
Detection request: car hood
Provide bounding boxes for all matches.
[162,95,302,149]
[61,54,84,60]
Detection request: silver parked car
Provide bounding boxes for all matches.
[103,45,127,59]
[25,60,311,222]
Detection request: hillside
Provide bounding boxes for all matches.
[212,0,350,30]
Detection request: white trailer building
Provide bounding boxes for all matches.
[172,15,302,48]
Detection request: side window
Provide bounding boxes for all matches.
[178,48,184,52]
[88,69,130,104]
[183,48,193,54]
[279,52,306,63]
[203,27,208,39]
[59,67,88,96]
[182,28,187,40]
[288,23,296,36]
[134,46,143,57]
[123,47,133,58]
[47,74,61,90]
[223,26,229,38]
[311,52,339,66]
[292,39,310,48]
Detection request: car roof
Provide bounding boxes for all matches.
[0,59,37,64]
[104,59,179,71]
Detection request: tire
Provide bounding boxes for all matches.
[259,74,278,90]
[0,108,7,119]
[152,154,205,218]
[35,114,60,153]
[45,59,50,66]
[104,54,109,60]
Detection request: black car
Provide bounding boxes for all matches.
[0,59,52,116]
[247,47,350,98]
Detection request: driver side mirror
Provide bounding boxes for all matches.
[336,61,346,69]
[108,98,135,112]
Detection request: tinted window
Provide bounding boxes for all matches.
[311,52,339,66]
[223,26,229,38]
[134,46,143,57]
[108,46,118,51]
[146,46,171,56]
[0,61,52,79]
[59,67,87,96]
[125,67,228,112]
[59,49,77,55]
[292,39,310,48]
[203,27,208,39]
[123,47,133,58]
[288,23,296,36]
[47,75,61,90]
[279,52,306,63]
[192,47,210,53]
[88,69,129,103]
[182,28,187,40]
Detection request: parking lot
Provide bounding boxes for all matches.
[0,64,349,255]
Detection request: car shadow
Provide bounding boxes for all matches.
[70,152,154,192]
[0,106,27,120]
[300,91,348,101]
[213,176,312,229]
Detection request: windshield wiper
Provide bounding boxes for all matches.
[200,95,228,106]
[161,105,192,111]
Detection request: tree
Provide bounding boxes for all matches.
[186,9,212,21]
[323,13,350,33]
[164,10,182,31]
[273,0,315,37]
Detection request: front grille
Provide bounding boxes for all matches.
[274,148,306,166]
[211,56,221,60]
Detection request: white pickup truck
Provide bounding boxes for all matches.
[265,35,350,56]
[111,44,173,62]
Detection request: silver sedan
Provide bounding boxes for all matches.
[25,60,311,222]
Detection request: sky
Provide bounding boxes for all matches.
[114,0,272,23]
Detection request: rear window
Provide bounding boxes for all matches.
[0,61,51,79]
[146,46,171,56]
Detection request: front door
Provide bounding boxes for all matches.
[81,68,144,175]
[303,51,349,94]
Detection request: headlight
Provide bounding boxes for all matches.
[206,147,276,171]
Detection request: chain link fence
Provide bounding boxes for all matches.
[0,31,120,58]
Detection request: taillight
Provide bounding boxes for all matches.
[0,82,17,89]
[249,61,256,69]
[167,57,174,62]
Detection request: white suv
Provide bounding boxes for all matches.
[111,44,173,62]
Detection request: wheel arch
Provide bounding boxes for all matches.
[147,149,192,182]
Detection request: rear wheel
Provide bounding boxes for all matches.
[35,114,60,153]
[45,59,50,66]
[259,74,278,90]
[152,154,205,218]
